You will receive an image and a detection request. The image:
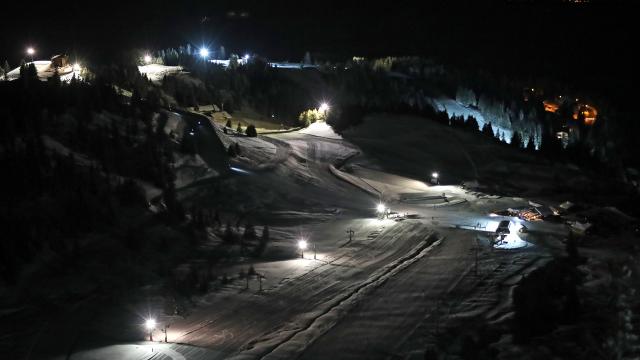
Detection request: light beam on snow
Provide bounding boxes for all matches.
[230,166,251,175]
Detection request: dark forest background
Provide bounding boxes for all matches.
[0,0,634,110]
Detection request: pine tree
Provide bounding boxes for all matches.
[525,136,536,152]
[225,119,232,128]
[254,225,270,257]
[229,54,239,69]
[245,124,257,137]
[481,122,494,138]
[510,131,523,148]
[465,116,479,132]
[27,63,38,79]
[48,69,61,87]
[223,221,235,243]
[243,221,256,240]
[236,122,242,133]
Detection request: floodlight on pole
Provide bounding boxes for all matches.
[243,54,250,60]
[144,54,152,64]
[73,63,81,72]
[431,171,440,185]
[145,318,156,341]
[319,102,329,113]
[199,48,209,59]
[298,239,307,258]
[26,47,35,62]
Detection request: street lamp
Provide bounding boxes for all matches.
[73,63,81,72]
[199,47,209,59]
[297,239,307,258]
[319,102,329,113]
[145,318,156,341]
[26,47,35,62]
[431,172,439,185]
[376,203,386,214]
[144,54,152,64]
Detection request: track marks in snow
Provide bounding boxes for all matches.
[230,230,441,360]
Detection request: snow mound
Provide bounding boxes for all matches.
[138,64,183,82]
[299,122,342,139]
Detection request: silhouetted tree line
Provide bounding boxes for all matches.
[150,48,314,126]
[0,69,183,285]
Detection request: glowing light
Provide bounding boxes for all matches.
[144,54,152,64]
[26,47,35,55]
[298,239,308,250]
[199,48,209,58]
[376,203,386,213]
[73,63,81,71]
[319,103,329,112]
[243,54,250,60]
[432,172,439,179]
[145,318,156,330]
[229,166,251,175]
[543,100,559,113]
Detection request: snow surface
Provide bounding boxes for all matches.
[5,60,82,82]
[48,342,222,360]
[138,64,183,82]
[28,107,571,360]
[298,122,342,139]
[430,97,513,143]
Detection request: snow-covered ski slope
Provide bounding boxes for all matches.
[35,113,568,360]
[5,60,83,82]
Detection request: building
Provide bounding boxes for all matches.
[51,55,69,68]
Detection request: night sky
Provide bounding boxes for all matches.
[0,0,633,104]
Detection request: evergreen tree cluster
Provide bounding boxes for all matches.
[0,68,181,285]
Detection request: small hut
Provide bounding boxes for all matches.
[51,55,69,68]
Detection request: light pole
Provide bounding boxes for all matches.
[431,171,439,185]
[160,324,170,342]
[258,273,264,292]
[26,47,35,63]
[298,239,307,258]
[376,203,386,219]
[319,102,329,121]
[145,318,156,342]
[346,228,354,243]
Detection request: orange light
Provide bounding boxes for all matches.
[543,100,559,113]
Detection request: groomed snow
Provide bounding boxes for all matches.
[5,61,82,82]
[299,122,342,140]
[138,64,183,82]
